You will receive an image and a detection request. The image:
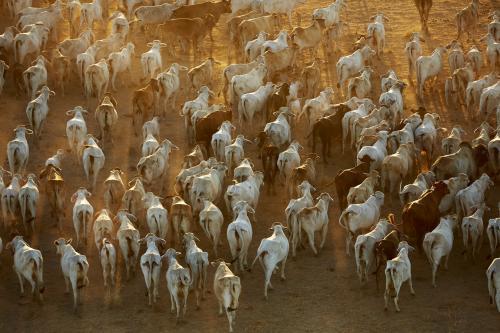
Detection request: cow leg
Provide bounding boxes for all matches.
[306,230,318,256]
[16,271,25,295]
[280,256,287,281]
[320,225,328,251]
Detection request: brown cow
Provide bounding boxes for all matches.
[266,82,289,122]
[413,0,433,30]
[171,0,231,41]
[195,110,232,157]
[402,180,449,248]
[132,78,159,136]
[334,161,370,210]
[373,228,408,290]
[157,15,217,57]
[261,144,279,194]
[307,103,351,163]
[39,165,65,232]
[289,155,320,197]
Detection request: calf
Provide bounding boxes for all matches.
[423,215,458,287]
[188,57,218,92]
[251,223,289,299]
[6,236,44,301]
[384,241,416,312]
[261,145,279,194]
[139,233,166,306]
[54,238,90,312]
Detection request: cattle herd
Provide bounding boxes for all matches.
[0,0,499,331]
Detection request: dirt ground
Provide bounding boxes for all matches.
[0,0,499,332]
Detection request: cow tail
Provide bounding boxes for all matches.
[336,64,345,88]
[31,258,45,294]
[126,236,133,258]
[423,235,435,266]
[488,268,496,304]
[338,210,350,229]
[76,262,87,289]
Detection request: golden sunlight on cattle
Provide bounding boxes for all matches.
[0,0,499,331]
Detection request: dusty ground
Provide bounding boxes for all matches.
[0,0,499,332]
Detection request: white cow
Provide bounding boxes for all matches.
[71,188,94,247]
[54,238,90,312]
[7,126,32,174]
[115,210,140,280]
[384,241,416,312]
[339,191,385,255]
[462,203,489,261]
[211,260,241,333]
[182,232,209,308]
[355,215,395,283]
[138,233,166,306]
[486,258,500,312]
[227,201,254,273]
[143,192,168,239]
[251,223,289,299]
[7,236,44,301]
[423,215,458,287]
[199,200,223,257]
[18,173,39,233]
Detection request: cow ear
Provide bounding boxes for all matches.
[67,238,73,245]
